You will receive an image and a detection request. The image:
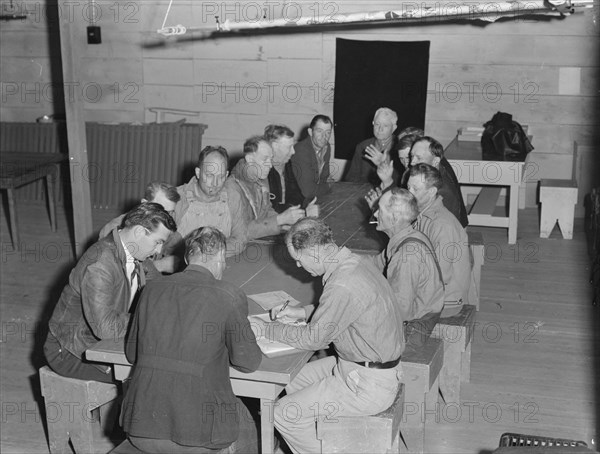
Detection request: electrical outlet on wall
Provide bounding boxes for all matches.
[87,26,102,44]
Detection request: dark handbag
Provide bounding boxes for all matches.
[481,112,534,162]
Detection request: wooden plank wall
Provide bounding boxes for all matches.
[1,1,598,202]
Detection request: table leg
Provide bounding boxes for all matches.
[6,188,19,251]
[46,168,57,231]
[508,183,519,244]
[260,397,276,454]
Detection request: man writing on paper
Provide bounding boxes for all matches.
[253,218,404,454]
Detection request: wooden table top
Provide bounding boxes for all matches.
[0,152,66,188]
[86,182,378,384]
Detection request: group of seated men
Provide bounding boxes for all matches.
[43,109,475,454]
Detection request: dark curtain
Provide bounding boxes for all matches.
[333,39,430,160]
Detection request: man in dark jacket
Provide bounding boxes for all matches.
[44,203,176,383]
[122,226,263,454]
[290,115,333,201]
[410,136,469,228]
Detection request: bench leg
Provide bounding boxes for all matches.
[540,211,555,239]
[439,341,462,405]
[44,401,71,454]
[557,205,575,239]
[6,188,19,250]
[461,342,472,384]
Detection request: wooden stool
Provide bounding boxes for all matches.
[540,179,578,239]
[39,366,119,454]
[399,337,444,454]
[431,305,477,405]
[467,231,485,310]
[317,384,405,454]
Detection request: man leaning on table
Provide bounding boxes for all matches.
[253,217,405,454]
[44,203,176,383]
[121,226,262,454]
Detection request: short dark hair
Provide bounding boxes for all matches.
[397,126,424,139]
[286,218,334,251]
[397,133,422,152]
[144,181,180,204]
[122,202,177,233]
[184,226,226,262]
[197,145,229,168]
[264,124,294,143]
[413,136,444,158]
[243,135,269,154]
[408,163,443,191]
[309,115,332,129]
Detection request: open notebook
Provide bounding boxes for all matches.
[247,291,307,358]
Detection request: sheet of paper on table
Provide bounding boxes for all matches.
[247,291,307,357]
[248,290,303,311]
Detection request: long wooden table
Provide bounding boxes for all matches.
[86,183,371,454]
[0,152,66,250]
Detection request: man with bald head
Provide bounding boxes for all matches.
[370,187,445,352]
[345,107,398,185]
[410,136,468,227]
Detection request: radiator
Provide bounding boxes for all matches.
[86,122,207,209]
[0,121,207,210]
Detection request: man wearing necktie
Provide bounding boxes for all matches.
[44,203,177,383]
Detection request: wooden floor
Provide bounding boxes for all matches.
[1,201,598,454]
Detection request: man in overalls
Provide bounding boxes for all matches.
[158,146,249,269]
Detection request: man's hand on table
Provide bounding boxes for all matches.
[270,304,306,323]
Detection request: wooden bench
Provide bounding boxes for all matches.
[467,231,485,310]
[540,179,578,239]
[539,144,579,240]
[399,337,444,454]
[39,366,119,454]
[109,439,144,453]
[317,384,405,454]
[431,304,477,405]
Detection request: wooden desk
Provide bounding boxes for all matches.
[445,138,524,244]
[0,152,66,250]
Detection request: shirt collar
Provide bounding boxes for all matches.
[322,246,352,283]
[120,234,136,265]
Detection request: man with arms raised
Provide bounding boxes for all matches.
[371,188,445,352]
[345,107,398,185]
[254,218,404,453]
[44,203,176,383]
